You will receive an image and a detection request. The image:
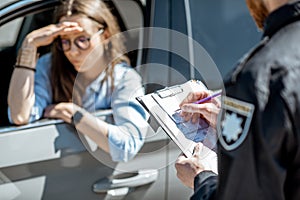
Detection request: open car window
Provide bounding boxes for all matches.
[0,18,23,49]
[0,0,145,127]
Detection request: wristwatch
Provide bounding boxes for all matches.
[72,110,84,125]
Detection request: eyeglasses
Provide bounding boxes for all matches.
[58,28,105,52]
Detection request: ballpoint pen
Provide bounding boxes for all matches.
[192,91,222,104]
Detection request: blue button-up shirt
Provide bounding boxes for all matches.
[9,53,148,162]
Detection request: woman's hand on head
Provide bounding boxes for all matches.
[43,102,81,124]
[24,22,83,48]
[179,91,221,128]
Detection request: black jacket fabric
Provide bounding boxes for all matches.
[192,2,300,200]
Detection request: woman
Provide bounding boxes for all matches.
[7,0,148,162]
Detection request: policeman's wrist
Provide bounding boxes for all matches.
[194,170,217,190]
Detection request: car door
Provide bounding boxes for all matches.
[0,0,191,199]
[144,0,261,199]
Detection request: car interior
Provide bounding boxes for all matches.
[0,0,147,127]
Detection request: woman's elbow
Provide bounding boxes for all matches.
[10,114,30,125]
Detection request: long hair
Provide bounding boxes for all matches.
[51,0,129,104]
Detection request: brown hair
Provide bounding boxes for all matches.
[51,0,129,104]
[246,0,269,30]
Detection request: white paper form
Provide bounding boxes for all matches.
[151,81,215,143]
[151,104,196,157]
[136,80,219,158]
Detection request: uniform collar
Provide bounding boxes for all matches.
[263,1,300,38]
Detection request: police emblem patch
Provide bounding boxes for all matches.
[218,96,255,151]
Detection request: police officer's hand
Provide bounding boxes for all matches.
[175,143,205,189]
[179,91,221,128]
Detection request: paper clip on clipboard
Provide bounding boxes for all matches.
[155,85,184,98]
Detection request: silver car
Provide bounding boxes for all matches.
[0,0,260,199]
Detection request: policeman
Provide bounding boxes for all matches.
[175,0,300,199]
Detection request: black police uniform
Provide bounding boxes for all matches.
[192,1,300,200]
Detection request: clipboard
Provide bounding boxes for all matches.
[137,80,218,158]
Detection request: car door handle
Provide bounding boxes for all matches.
[92,169,158,194]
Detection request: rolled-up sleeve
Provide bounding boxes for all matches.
[107,67,149,162]
[31,54,52,121]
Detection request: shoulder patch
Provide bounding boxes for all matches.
[218,96,255,151]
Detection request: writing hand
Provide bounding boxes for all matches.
[179,91,221,128]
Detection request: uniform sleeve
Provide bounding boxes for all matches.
[191,171,218,200]
[8,53,52,123]
[220,63,296,199]
[107,67,149,162]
